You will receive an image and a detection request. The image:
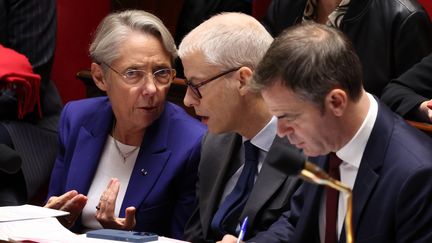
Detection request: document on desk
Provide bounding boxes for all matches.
[0,218,190,242]
[0,217,78,242]
[0,218,133,242]
[0,204,68,222]
[0,204,190,242]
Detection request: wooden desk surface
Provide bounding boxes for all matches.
[407,120,432,136]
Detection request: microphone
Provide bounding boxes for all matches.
[0,144,22,174]
[271,142,354,243]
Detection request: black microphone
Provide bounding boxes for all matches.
[270,141,354,243]
[0,144,22,174]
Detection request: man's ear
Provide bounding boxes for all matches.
[237,67,253,96]
[91,62,108,92]
[325,88,347,117]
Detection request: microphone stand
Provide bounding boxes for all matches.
[301,162,354,243]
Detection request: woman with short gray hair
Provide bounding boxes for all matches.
[44,10,206,239]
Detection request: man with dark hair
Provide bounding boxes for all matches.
[219,22,432,243]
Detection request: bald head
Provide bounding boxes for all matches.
[178,12,273,70]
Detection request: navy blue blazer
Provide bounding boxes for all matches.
[251,102,432,243]
[47,97,206,239]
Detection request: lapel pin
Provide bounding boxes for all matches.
[140,169,148,176]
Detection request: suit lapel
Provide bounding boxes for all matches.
[241,136,292,228]
[200,133,242,238]
[66,100,113,194]
[340,103,391,242]
[120,106,172,217]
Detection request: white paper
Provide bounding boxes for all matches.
[0,217,77,242]
[0,204,69,222]
[0,218,129,242]
[0,204,190,242]
[158,236,190,243]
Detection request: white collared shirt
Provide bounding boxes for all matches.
[219,116,277,205]
[319,93,378,242]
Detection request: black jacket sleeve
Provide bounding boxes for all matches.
[381,54,432,120]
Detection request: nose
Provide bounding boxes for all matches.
[183,87,199,108]
[276,120,294,138]
[140,77,157,96]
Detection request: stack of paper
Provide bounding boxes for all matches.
[0,204,79,242]
[0,204,188,242]
[0,204,69,222]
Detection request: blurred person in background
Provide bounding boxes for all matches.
[0,0,62,206]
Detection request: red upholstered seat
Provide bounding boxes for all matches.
[51,0,110,104]
[419,0,432,19]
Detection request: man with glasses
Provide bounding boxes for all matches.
[178,12,300,242]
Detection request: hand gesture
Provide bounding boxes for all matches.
[95,178,136,230]
[44,190,87,228]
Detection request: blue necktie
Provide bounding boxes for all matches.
[211,140,259,238]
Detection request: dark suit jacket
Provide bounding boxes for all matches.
[381,53,432,120]
[251,102,432,243]
[47,97,206,239]
[184,132,300,242]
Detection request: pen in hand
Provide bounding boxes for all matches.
[237,216,248,243]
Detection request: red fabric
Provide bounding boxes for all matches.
[252,0,272,21]
[419,0,432,20]
[325,153,342,243]
[52,0,110,103]
[0,44,41,119]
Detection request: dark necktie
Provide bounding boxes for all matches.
[325,152,343,243]
[211,140,259,238]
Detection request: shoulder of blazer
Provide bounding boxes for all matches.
[201,132,241,157]
[61,97,113,137]
[62,97,110,122]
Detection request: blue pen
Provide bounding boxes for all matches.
[237,216,248,243]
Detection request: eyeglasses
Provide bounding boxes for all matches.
[184,67,241,98]
[101,62,176,86]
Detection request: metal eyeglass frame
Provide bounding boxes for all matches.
[184,67,241,98]
[100,62,175,86]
